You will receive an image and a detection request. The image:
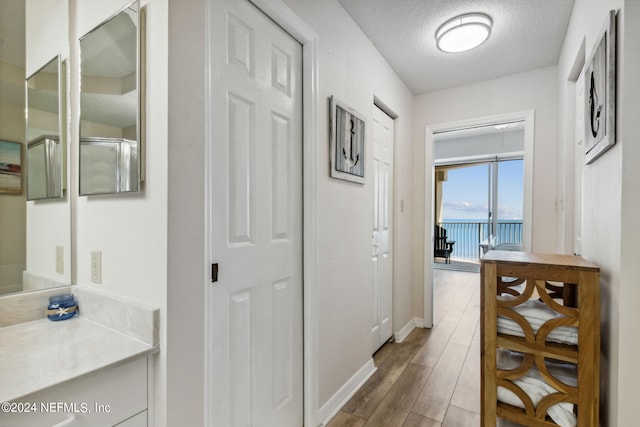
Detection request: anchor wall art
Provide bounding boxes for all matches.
[330,96,366,184]
[584,9,616,164]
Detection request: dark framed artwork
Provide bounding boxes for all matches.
[584,10,616,165]
[0,140,23,195]
[330,96,366,184]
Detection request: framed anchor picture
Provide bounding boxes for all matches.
[330,96,366,184]
[584,10,616,165]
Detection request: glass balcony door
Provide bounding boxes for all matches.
[436,158,523,264]
[494,159,524,249]
[435,162,490,262]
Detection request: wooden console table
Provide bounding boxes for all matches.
[480,251,600,427]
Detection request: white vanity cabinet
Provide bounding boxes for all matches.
[0,287,158,427]
[2,357,148,427]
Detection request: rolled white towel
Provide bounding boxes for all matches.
[497,375,576,427]
[497,319,578,345]
[496,299,578,345]
[497,350,577,427]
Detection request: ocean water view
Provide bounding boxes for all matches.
[436,159,525,262]
[438,219,523,261]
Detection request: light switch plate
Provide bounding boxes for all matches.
[91,251,102,284]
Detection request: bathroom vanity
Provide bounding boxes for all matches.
[0,286,158,427]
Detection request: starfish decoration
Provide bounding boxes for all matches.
[54,307,71,317]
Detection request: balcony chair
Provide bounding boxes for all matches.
[434,225,455,264]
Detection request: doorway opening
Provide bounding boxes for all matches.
[423,111,534,329]
[432,122,525,272]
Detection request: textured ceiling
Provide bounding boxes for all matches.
[338,0,575,94]
[1,1,575,95]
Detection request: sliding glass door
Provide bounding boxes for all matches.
[435,163,489,262]
[435,158,523,264]
[494,159,524,249]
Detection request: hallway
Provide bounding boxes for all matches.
[327,269,481,427]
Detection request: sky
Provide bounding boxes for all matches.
[441,159,523,221]
[0,141,21,164]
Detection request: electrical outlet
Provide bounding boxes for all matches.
[91,251,102,284]
[56,246,64,275]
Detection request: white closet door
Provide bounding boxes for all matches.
[371,105,394,353]
[208,0,303,425]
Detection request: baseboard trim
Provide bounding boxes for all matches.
[318,358,376,426]
[394,318,425,343]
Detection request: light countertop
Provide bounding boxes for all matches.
[0,316,157,403]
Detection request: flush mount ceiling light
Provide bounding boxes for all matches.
[436,13,492,53]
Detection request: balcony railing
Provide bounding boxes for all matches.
[437,220,523,261]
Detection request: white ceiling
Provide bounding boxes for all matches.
[338,0,575,94]
[2,0,575,96]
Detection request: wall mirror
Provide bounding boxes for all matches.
[79,0,142,196]
[0,0,71,297]
[0,0,27,296]
[26,55,64,200]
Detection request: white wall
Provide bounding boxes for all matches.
[412,66,559,319]
[277,0,415,406]
[72,0,167,303]
[166,0,205,425]
[69,0,168,425]
[557,0,640,424]
[26,0,68,77]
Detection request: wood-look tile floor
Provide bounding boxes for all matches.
[327,269,482,427]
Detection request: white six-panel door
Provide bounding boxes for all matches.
[371,105,394,353]
[208,0,303,426]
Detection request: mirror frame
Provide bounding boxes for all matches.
[25,55,65,201]
[78,0,144,196]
